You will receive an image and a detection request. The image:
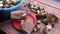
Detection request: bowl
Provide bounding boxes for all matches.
[53,0,60,3]
[0,0,24,12]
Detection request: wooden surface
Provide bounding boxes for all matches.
[0,0,60,34]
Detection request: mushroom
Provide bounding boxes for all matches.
[37,20,41,24]
[0,3,3,8]
[36,13,47,20]
[6,0,11,4]
[36,10,41,14]
[37,24,41,29]
[32,23,41,32]
[46,23,52,30]
[32,27,38,32]
[0,0,20,8]
[42,27,49,34]
[0,1,3,4]
[42,14,58,27]
[51,14,58,22]
[22,13,27,17]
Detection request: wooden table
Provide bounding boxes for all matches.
[0,0,60,34]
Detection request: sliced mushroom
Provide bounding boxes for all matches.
[46,23,52,30]
[32,24,41,32]
[37,24,41,29]
[42,27,49,34]
[42,19,48,25]
[32,27,38,32]
[37,10,41,14]
[30,5,35,9]
[28,3,36,9]
[30,8,37,13]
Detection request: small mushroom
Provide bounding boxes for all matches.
[27,3,36,9]
[19,13,27,23]
[32,24,41,32]
[33,28,37,32]
[37,10,41,14]
[36,13,47,20]
[4,4,10,8]
[36,10,47,19]
[11,0,18,3]
[41,8,45,13]
[17,0,20,1]
[40,6,44,10]
[11,0,17,5]
[30,5,35,9]
[30,8,37,13]
[42,19,48,25]
[37,20,41,24]
[46,14,58,23]
[28,3,37,9]
[32,21,41,32]
[51,14,58,22]
[50,14,58,27]
[6,0,11,4]
[0,1,3,4]
[33,27,39,32]
[9,4,14,7]
[0,4,3,7]
[28,3,39,14]
[42,14,53,25]
[37,7,41,10]
[41,10,45,13]
[35,7,41,14]
[37,24,41,28]
[42,27,49,34]
[41,12,47,16]
[36,14,42,20]
[46,23,52,30]
[22,13,27,17]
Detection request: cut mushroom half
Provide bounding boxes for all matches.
[46,23,52,30]
[21,13,27,18]
[37,24,41,29]
[37,10,41,14]
[42,27,49,34]
[32,26,38,32]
